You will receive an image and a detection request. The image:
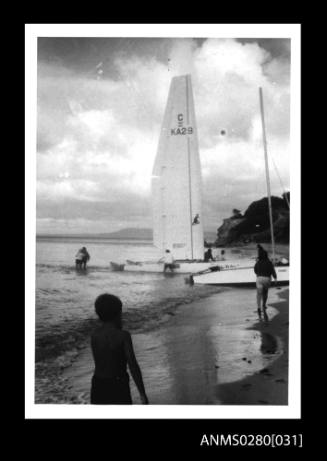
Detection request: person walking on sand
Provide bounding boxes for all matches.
[254,246,277,318]
[90,293,149,405]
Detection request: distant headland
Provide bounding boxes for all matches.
[37,228,218,241]
[37,193,289,246]
[37,228,153,240]
[37,228,220,242]
[215,192,290,247]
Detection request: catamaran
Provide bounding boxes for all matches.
[110,74,253,274]
[191,87,290,286]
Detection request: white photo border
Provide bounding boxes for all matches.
[25,23,301,419]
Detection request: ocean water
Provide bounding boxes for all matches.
[35,237,230,361]
[35,237,287,403]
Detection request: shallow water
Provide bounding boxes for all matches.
[35,237,229,361]
[34,237,285,404]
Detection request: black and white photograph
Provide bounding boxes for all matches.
[25,24,301,420]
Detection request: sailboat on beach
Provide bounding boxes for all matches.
[110,74,252,273]
[191,87,290,286]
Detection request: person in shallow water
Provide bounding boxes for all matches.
[90,293,149,404]
[254,245,277,319]
[75,247,90,269]
[160,249,175,272]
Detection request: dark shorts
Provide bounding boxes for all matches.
[164,263,174,271]
[76,258,87,266]
[90,374,132,405]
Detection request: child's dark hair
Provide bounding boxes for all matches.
[95,293,122,323]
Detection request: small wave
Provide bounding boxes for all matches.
[35,285,224,362]
[36,263,114,274]
[35,317,98,362]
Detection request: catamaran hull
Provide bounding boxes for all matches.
[191,265,289,285]
[110,258,255,274]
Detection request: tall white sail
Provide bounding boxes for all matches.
[152,75,204,260]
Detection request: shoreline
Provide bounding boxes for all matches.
[217,289,289,405]
[35,287,289,405]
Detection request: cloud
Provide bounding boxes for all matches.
[36,38,290,233]
[201,136,290,229]
[192,39,290,144]
[37,194,152,234]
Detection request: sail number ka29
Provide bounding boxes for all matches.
[171,113,193,136]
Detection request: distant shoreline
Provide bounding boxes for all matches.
[36,234,152,241]
[36,235,289,246]
[36,230,218,242]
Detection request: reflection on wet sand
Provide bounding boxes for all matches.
[130,324,219,404]
[215,289,289,405]
[260,332,279,355]
[64,288,286,405]
[257,309,269,323]
[130,290,283,404]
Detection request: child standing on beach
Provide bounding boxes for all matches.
[90,293,149,405]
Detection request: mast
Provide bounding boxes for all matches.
[186,75,194,259]
[187,140,194,259]
[259,87,276,264]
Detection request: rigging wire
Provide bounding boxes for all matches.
[270,154,290,209]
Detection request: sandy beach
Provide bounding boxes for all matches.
[217,289,288,405]
[59,286,289,405]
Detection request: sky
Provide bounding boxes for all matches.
[36,36,290,235]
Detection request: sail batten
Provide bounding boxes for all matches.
[152,75,204,260]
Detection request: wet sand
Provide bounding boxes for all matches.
[217,289,289,405]
[62,287,289,405]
